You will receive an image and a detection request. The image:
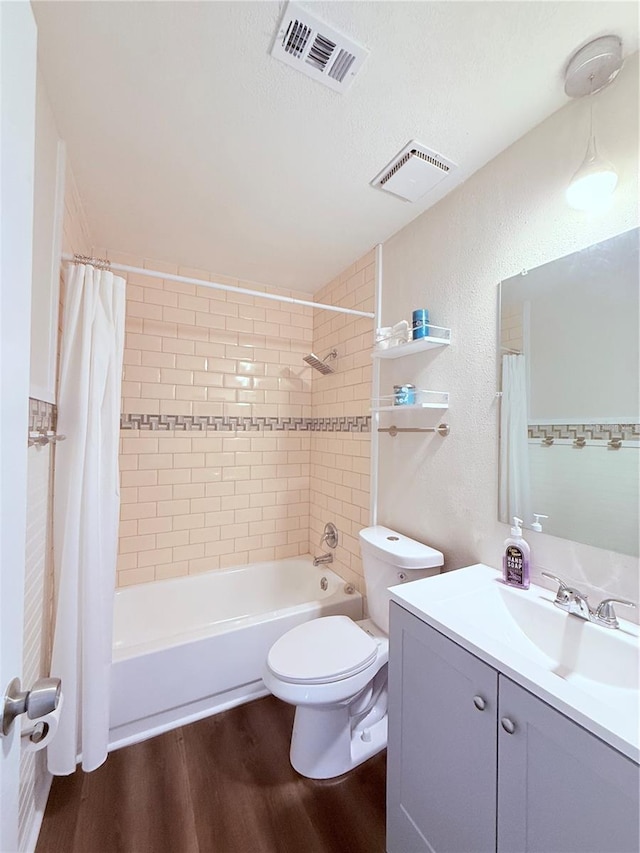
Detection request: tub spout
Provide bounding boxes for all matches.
[313,552,333,567]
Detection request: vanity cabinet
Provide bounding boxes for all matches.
[387,601,640,853]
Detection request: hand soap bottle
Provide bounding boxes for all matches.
[503,516,530,589]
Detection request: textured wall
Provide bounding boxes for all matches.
[309,251,375,594]
[378,52,639,612]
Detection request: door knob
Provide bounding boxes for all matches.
[1,677,61,736]
[473,695,486,711]
[501,716,516,734]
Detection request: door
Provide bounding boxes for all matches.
[0,3,38,850]
[498,675,640,853]
[387,603,498,853]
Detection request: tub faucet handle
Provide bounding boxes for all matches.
[320,522,338,550]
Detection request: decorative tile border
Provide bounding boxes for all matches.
[29,398,56,433]
[120,413,371,433]
[529,423,640,441]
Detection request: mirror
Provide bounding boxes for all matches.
[498,228,639,557]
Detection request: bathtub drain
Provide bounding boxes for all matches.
[320,577,328,591]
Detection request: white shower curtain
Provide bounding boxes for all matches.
[499,354,531,527]
[48,263,125,775]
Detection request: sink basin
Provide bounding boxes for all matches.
[390,564,640,762]
[434,580,639,692]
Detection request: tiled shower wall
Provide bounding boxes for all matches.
[309,251,375,595]
[113,256,314,586]
[115,249,375,589]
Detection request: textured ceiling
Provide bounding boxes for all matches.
[33,1,639,292]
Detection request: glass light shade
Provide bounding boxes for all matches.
[566,136,618,211]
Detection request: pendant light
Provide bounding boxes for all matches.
[564,36,623,212]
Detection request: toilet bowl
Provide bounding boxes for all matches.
[264,526,443,779]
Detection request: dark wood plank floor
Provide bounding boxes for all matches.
[36,696,386,853]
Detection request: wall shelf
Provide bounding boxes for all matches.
[372,327,451,359]
[372,390,449,412]
[373,402,449,412]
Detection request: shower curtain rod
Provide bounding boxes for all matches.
[61,254,375,319]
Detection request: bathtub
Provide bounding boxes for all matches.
[109,557,362,749]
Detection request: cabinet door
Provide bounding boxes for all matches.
[498,675,640,853]
[387,603,498,853]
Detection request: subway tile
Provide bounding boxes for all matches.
[157,499,191,516]
[156,530,190,549]
[138,485,173,503]
[176,354,208,371]
[143,288,179,308]
[120,502,157,521]
[119,533,156,555]
[144,319,178,339]
[172,483,206,500]
[156,562,189,580]
[159,400,193,416]
[173,513,206,531]
[137,453,174,470]
[138,547,173,568]
[188,556,220,574]
[173,543,205,562]
[119,519,138,538]
[117,553,137,571]
[162,337,195,355]
[137,516,173,535]
[118,566,156,587]
[176,385,207,401]
[141,350,177,368]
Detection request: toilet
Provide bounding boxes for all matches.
[263,525,443,779]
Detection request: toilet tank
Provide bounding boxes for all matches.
[359,526,443,634]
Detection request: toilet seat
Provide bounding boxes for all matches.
[267,615,378,685]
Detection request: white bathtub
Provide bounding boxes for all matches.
[109,557,362,749]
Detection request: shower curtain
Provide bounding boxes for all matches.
[48,263,125,775]
[499,354,531,527]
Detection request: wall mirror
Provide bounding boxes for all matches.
[497,228,639,557]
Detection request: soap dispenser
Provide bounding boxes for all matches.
[531,514,549,533]
[503,516,531,589]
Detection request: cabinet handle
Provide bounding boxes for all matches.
[501,717,516,734]
[473,695,486,711]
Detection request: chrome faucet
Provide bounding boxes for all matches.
[541,572,636,629]
[313,552,333,566]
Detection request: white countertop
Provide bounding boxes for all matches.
[390,563,640,763]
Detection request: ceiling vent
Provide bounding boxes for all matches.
[270,2,369,93]
[371,141,458,202]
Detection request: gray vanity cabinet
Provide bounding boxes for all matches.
[498,675,640,853]
[387,602,498,853]
[388,601,640,853]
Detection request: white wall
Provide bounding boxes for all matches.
[378,52,639,610]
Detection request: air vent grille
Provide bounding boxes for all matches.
[283,20,312,58]
[271,2,368,93]
[329,49,356,83]
[371,141,458,203]
[380,149,451,186]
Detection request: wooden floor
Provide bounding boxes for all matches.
[36,696,386,853]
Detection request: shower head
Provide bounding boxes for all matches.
[303,349,337,375]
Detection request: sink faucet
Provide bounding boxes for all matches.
[541,572,636,629]
[313,552,333,566]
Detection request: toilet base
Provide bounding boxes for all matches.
[289,702,388,779]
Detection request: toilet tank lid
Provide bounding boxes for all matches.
[358,526,444,569]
